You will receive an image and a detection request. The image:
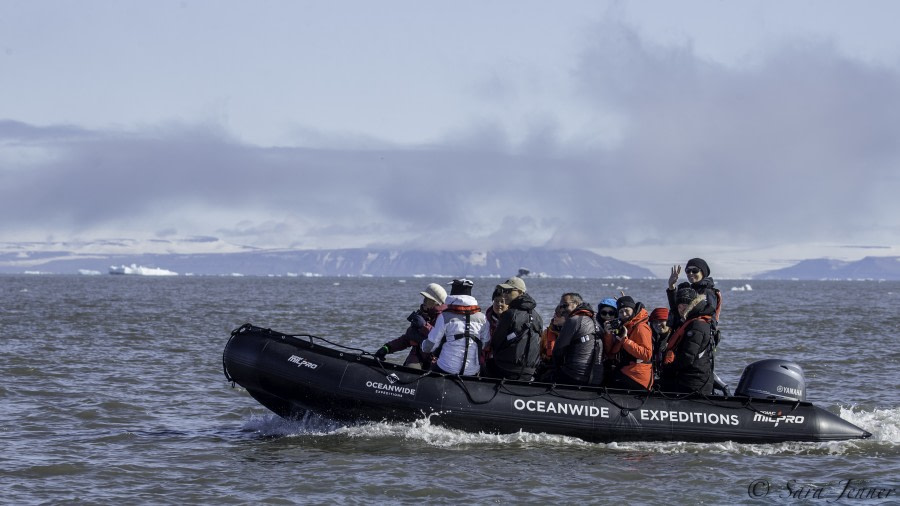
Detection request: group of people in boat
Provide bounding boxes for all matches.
[373,257,722,395]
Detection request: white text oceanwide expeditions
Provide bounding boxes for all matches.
[366,381,416,396]
[513,399,741,425]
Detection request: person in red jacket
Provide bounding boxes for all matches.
[602,296,653,390]
[649,307,672,382]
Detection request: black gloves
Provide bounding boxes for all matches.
[374,345,389,360]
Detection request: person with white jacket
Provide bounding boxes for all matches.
[422,279,486,375]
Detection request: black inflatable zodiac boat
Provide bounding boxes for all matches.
[223,324,870,444]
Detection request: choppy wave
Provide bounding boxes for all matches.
[838,405,900,444]
[241,411,345,436]
[4,276,897,504]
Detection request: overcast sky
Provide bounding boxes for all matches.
[2,1,899,276]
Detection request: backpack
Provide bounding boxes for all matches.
[494,309,542,377]
[517,311,542,368]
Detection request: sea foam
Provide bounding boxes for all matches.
[240,405,899,455]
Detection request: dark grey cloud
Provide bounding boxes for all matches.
[565,20,900,247]
[2,20,899,253]
[0,120,95,141]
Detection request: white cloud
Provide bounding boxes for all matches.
[2,5,899,277]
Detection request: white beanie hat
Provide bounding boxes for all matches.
[420,283,447,304]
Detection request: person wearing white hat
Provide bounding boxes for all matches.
[373,282,448,369]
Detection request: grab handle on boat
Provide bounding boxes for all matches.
[713,372,731,397]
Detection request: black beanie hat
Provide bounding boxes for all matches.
[616,296,636,311]
[686,258,710,278]
[449,278,474,296]
[675,287,698,305]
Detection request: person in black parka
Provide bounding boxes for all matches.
[659,287,716,394]
[666,257,720,329]
[486,276,544,381]
[551,301,601,385]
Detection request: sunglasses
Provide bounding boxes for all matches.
[500,288,515,294]
[685,267,701,275]
[599,310,616,317]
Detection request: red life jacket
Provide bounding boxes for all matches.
[570,308,594,318]
[446,304,481,315]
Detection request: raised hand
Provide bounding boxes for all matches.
[668,264,682,290]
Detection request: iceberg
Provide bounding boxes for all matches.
[109,264,178,276]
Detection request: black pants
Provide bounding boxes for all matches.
[612,373,646,391]
[485,361,533,381]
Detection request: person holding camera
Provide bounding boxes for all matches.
[601,296,653,391]
[596,297,619,384]
[373,282,447,369]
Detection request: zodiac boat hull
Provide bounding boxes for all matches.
[223,325,870,444]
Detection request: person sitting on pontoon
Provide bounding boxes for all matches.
[421,279,485,375]
[374,282,447,370]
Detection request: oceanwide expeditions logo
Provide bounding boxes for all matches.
[365,380,416,398]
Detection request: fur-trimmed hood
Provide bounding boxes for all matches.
[680,294,713,320]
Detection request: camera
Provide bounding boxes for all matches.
[606,318,622,331]
[406,311,426,329]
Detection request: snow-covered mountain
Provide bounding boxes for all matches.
[755,256,900,280]
[0,246,656,278]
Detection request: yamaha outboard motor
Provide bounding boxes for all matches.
[735,359,807,402]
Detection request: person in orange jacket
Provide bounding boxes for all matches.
[602,296,653,390]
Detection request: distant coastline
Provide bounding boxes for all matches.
[3,246,899,280]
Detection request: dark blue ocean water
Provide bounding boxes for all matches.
[1,275,897,504]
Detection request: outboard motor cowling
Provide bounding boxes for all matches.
[735,359,807,402]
